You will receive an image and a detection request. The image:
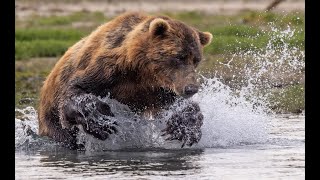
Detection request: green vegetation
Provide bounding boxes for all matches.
[15,28,85,41]
[15,11,108,60]
[15,58,57,109]
[166,11,304,55]
[16,39,76,60]
[269,84,305,113]
[241,11,305,27]
[15,29,86,59]
[15,10,305,113]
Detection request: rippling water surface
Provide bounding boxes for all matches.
[15,114,304,179]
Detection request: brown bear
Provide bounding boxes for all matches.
[38,12,212,149]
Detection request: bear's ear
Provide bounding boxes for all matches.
[149,18,170,37]
[198,31,213,46]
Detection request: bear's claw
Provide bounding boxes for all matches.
[83,117,118,140]
[162,102,203,148]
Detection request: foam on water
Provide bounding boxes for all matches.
[15,25,304,152]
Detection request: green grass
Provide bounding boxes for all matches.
[15,58,57,109]
[15,28,85,41]
[163,10,305,29]
[15,28,88,60]
[15,71,42,109]
[268,84,305,113]
[15,39,77,60]
[242,11,305,27]
[161,11,305,55]
[15,25,304,60]
[209,25,262,37]
[204,35,268,55]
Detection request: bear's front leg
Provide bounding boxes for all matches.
[162,102,203,148]
[60,93,118,140]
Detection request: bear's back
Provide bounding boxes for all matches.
[38,12,151,134]
[40,12,149,99]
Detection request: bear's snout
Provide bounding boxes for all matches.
[183,84,199,97]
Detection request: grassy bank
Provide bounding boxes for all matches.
[15,11,304,60]
[15,10,305,114]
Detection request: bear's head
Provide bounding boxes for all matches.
[126,16,212,99]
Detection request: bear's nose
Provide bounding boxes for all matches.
[184,84,199,96]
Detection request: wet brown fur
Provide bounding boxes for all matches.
[38,12,212,145]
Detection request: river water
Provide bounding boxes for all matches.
[15,114,304,180]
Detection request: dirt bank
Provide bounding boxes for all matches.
[15,0,305,19]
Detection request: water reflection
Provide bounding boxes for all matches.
[38,149,204,176]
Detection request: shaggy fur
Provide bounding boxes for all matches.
[38,12,213,149]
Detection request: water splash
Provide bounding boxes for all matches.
[194,78,268,148]
[15,25,304,152]
[238,25,304,89]
[15,107,59,151]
